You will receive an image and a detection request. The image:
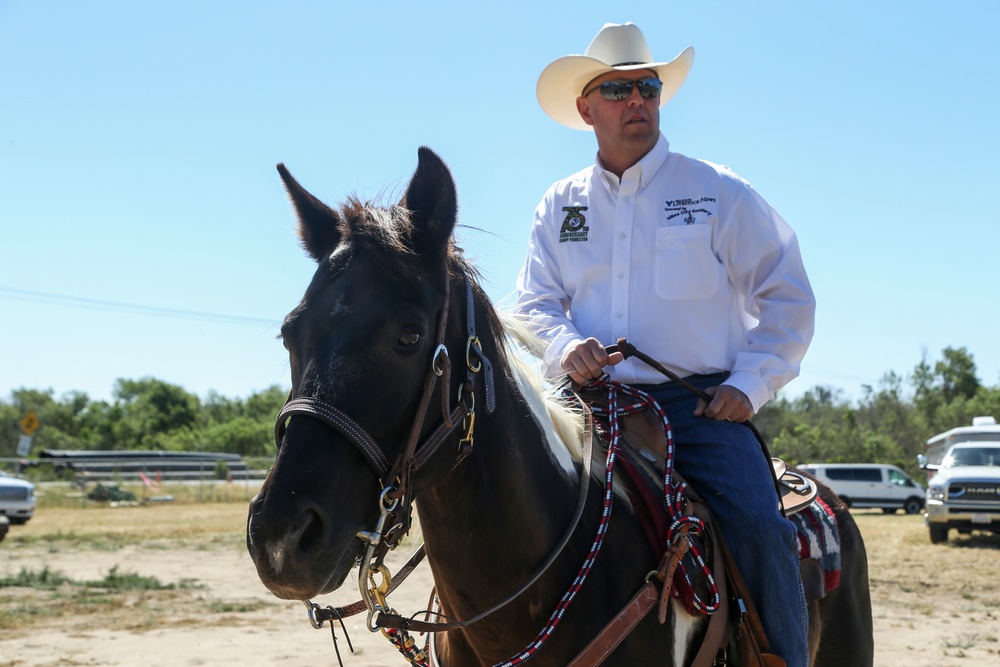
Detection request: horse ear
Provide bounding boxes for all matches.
[400,147,457,258]
[277,163,344,262]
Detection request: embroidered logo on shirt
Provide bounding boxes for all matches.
[559,206,590,243]
[665,197,716,225]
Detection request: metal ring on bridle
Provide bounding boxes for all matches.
[465,335,482,373]
[432,343,449,376]
[380,486,400,513]
[457,383,476,412]
[305,600,325,629]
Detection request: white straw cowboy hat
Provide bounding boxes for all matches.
[537,22,695,131]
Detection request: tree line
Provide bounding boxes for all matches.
[1,379,286,461]
[2,347,997,479]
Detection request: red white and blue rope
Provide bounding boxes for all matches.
[383,374,718,667]
[586,377,720,615]
[488,376,625,667]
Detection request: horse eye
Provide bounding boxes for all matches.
[399,330,422,348]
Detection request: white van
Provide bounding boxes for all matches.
[797,463,925,514]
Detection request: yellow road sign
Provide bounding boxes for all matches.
[21,412,39,435]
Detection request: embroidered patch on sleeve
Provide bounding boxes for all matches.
[559,206,589,243]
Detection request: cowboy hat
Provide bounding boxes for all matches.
[537,22,694,131]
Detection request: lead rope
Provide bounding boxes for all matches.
[585,375,721,615]
[484,379,625,667]
[383,374,718,667]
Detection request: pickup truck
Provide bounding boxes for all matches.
[919,442,1000,543]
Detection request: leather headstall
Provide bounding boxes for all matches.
[273,270,495,554]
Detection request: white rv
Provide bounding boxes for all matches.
[924,416,1000,466]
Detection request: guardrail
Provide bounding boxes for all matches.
[1,453,265,482]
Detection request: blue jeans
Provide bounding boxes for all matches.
[635,375,808,667]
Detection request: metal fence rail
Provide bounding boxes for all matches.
[2,451,263,482]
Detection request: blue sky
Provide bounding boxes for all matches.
[2,1,998,407]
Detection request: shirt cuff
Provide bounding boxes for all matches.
[723,371,773,414]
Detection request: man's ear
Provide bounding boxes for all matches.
[576,96,596,127]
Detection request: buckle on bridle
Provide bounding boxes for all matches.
[432,344,449,376]
[465,335,482,373]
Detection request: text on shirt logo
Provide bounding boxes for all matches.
[559,206,590,243]
[665,196,716,225]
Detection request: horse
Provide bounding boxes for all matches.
[246,147,874,666]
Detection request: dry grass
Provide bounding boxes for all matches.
[20,481,254,550]
[1,499,256,636]
[852,510,1000,664]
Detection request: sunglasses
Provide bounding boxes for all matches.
[582,77,663,101]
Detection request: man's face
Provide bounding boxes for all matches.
[576,69,661,161]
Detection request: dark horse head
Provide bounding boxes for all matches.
[246,148,517,601]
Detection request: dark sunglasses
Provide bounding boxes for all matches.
[582,77,663,101]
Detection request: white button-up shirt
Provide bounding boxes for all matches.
[515,134,815,412]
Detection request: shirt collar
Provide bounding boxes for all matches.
[595,133,671,195]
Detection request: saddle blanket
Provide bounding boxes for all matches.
[790,496,841,593]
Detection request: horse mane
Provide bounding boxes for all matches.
[497,312,585,457]
[336,197,417,259]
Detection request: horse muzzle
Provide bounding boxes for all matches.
[246,488,362,600]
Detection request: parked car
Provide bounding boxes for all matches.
[0,470,36,524]
[919,442,1000,544]
[797,463,925,514]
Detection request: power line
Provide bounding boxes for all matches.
[0,285,277,327]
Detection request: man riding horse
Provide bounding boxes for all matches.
[515,22,816,667]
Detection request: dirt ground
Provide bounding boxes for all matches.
[1,502,997,666]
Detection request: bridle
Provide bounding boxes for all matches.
[272,269,497,630]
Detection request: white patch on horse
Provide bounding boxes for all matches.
[510,365,578,477]
[673,599,702,666]
[266,537,295,574]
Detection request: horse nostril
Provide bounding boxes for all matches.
[292,500,332,558]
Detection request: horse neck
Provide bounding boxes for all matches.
[414,346,582,605]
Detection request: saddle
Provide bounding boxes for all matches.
[576,384,828,667]
[585,389,817,515]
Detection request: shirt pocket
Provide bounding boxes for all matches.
[653,224,722,300]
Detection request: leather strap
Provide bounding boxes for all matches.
[375,399,597,634]
[610,339,711,402]
[715,524,786,666]
[568,528,690,667]
[690,529,730,667]
[387,271,453,502]
[567,523,731,667]
[310,545,428,622]
[275,399,393,478]
[566,581,660,667]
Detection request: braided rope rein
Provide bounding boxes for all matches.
[585,376,720,615]
[383,374,719,666]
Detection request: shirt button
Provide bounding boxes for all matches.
[619,233,626,239]
[617,272,624,279]
[615,312,623,318]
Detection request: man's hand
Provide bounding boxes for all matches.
[561,338,624,385]
[694,385,753,423]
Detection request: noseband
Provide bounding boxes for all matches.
[273,271,495,550]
